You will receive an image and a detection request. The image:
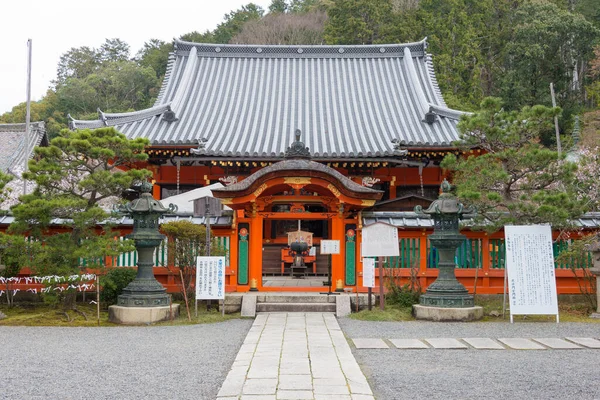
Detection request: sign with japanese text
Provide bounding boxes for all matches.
[320,240,340,255]
[362,258,375,288]
[505,225,558,320]
[195,256,226,300]
[361,222,399,257]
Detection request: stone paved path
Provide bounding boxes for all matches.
[217,312,374,400]
[351,336,600,350]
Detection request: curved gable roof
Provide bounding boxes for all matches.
[0,122,47,175]
[70,39,466,158]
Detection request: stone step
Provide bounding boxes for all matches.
[257,295,337,304]
[256,302,336,313]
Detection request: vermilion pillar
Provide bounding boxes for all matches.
[330,212,345,292]
[249,213,264,290]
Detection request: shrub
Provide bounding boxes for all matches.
[385,262,422,308]
[386,283,421,308]
[100,268,137,306]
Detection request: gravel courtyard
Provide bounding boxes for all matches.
[339,319,600,400]
[1,318,599,399]
[0,320,253,399]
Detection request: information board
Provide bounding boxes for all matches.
[361,222,399,257]
[362,258,375,288]
[321,240,340,255]
[195,256,226,300]
[505,225,559,322]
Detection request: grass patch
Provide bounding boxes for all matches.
[349,304,414,321]
[0,303,113,327]
[0,302,241,327]
[347,296,600,323]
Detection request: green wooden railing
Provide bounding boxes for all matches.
[79,236,230,268]
[427,238,483,269]
[384,238,420,269]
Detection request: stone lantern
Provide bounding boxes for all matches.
[412,180,483,321]
[109,182,179,324]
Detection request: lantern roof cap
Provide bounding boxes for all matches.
[415,179,465,216]
[117,182,177,215]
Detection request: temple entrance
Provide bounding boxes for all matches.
[210,142,383,292]
[261,217,330,288]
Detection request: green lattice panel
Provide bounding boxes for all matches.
[345,239,356,286]
[238,228,249,285]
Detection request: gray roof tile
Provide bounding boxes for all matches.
[70,39,466,158]
[0,122,47,175]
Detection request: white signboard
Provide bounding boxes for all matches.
[321,240,340,255]
[361,222,400,257]
[505,225,559,323]
[362,258,375,288]
[195,256,226,300]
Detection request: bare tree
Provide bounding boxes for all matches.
[392,0,420,12]
[232,10,327,45]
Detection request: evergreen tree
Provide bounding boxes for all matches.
[9,127,152,277]
[441,98,584,232]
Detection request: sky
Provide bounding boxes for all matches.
[0,0,272,115]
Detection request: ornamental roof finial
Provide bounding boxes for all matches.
[285,129,311,159]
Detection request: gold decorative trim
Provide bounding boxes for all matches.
[327,184,341,198]
[361,200,375,207]
[284,177,311,185]
[220,198,233,205]
[253,183,268,197]
[391,176,396,187]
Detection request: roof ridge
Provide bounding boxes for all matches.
[172,38,428,59]
[69,104,171,130]
[154,53,177,106]
[174,38,428,50]
[170,46,198,115]
[0,121,45,132]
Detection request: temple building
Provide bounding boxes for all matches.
[0,122,48,208]
[68,39,590,294]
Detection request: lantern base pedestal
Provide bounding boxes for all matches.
[413,304,483,322]
[109,304,180,325]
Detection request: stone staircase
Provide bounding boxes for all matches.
[225,292,374,317]
[235,292,358,317]
[256,294,337,313]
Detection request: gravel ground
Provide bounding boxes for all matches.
[0,319,253,400]
[338,319,600,400]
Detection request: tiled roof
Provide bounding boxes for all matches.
[0,212,233,227]
[0,122,47,175]
[213,159,382,198]
[362,212,600,229]
[70,39,467,159]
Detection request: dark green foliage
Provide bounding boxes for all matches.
[136,39,173,79]
[324,0,397,44]
[8,128,149,278]
[441,97,585,232]
[214,3,265,43]
[269,0,289,13]
[386,283,421,308]
[100,268,137,306]
[0,171,12,207]
[501,1,598,111]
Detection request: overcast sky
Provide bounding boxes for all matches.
[0,0,272,115]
